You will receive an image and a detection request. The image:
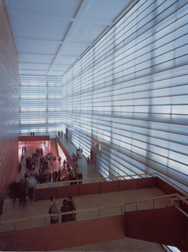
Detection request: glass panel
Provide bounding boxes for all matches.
[19,1,188,187]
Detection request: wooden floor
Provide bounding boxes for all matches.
[1,136,166,251]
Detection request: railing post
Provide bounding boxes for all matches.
[153,200,154,209]
[79,183,81,196]
[99,209,100,218]
[136,202,137,211]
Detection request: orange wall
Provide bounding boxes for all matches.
[0,0,19,194]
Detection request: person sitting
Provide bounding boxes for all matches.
[61,199,70,223]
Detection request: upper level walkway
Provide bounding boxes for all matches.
[1,189,187,251]
[1,187,167,251]
[2,187,166,231]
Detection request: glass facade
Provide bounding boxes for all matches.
[19,76,64,135]
[19,0,188,190]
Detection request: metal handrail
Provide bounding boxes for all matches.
[0,193,187,230]
[35,174,139,188]
[150,173,188,195]
[35,172,188,195]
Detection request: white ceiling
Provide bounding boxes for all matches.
[5,0,133,76]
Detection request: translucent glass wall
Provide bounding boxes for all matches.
[19,0,188,190]
[61,0,188,190]
[19,76,63,137]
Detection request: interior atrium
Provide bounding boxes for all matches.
[0,0,188,251]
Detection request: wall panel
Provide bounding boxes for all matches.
[0,0,19,194]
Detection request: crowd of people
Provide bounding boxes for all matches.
[49,196,76,224]
[23,153,81,186]
[23,150,62,184]
[23,148,43,171]
[0,139,87,228]
[10,144,84,209]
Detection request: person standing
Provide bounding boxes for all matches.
[67,196,76,220]
[49,196,55,212]
[19,162,22,172]
[77,172,83,184]
[0,192,4,221]
[49,200,61,224]
[52,171,57,182]
[61,199,70,222]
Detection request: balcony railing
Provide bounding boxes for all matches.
[35,172,188,196]
[0,193,187,233]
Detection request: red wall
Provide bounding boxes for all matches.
[19,135,50,142]
[0,215,126,251]
[125,206,188,251]
[35,177,158,200]
[0,0,19,195]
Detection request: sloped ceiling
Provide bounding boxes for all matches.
[5,0,133,76]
